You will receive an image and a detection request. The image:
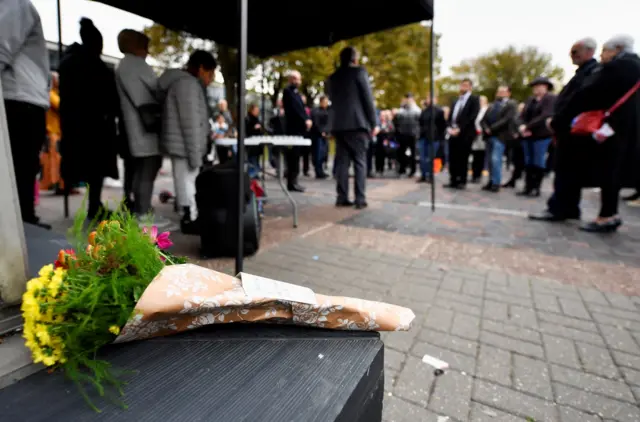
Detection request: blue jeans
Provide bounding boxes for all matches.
[418,138,440,178]
[314,137,327,176]
[489,137,505,185]
[522,137,552,168]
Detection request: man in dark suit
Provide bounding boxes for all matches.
[282,70,312,192]
[530,38,599,221]
[327,46,378,209]
[481,86,518,192]
[446,78,480,188]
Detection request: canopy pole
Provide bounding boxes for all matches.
[235,0,248,274]
[57,0,69,218]
[428,18,436,212]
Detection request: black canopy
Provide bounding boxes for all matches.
[95,0,433,57]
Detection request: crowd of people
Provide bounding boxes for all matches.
[2,0,639,237]
[270,37,640,234]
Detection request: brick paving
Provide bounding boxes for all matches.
[32,162,640,421]
[245,239,640,422]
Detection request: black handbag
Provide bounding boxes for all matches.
[117,74,161,133]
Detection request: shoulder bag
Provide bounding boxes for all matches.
[571,80,640,136]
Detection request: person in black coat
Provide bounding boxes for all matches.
[59,18,119,219]
[245,104,264,179]
[550,35,640,233]
[326,46,378,208]
[446,78,480,189]
[282,71,312,192]
[311,96,331,179]
[417,97,446,183]
[530,38,600,222]
[481,86,518,192]
[517,77,556,197]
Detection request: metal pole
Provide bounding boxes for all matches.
[57,0,69,218]
[429,19,436,212]
[235,0,248,274]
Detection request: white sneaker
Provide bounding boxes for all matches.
[137,215,173,229]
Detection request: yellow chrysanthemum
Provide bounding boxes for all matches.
[25,278,44,294]
[108,325,120,335]
[35,326,51,346]
[38,264,54,278]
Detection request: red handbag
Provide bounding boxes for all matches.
[571,80,640,135]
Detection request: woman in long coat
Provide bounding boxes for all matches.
[59,18,119,219]
[551,35,640,233]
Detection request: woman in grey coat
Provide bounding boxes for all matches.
[115,29,168,226]
[157,50,216,234]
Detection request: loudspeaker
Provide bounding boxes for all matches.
[196,164,261,259]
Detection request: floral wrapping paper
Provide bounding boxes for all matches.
[114,264,415,343]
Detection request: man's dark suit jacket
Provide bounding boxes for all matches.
[481,99,518,142]
[282,84,308,136]
[326,65,377,133]
[448,94,480,142]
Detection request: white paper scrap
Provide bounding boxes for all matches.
[239,273,318,305]
[422,354,449,370]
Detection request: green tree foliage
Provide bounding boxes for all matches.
[438,46,565,105]
[144,23,440,112]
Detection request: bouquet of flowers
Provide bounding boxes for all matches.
[21,208,415,410]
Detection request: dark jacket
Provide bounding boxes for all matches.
[552,52,640,188]
[551,58,600,185]
[419,105,447,140]
[521,93,556,139]
[553,58,599,135]
[326,65,377,133]
[481,99,518,142]
[269,111,286,136]
[282,84,308,136]
[448,94,480,141]
[245,114,264,138]
[59,43,119,183]
[394,103,421,138]
[311,106,331,137]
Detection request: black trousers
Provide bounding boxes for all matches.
[86,175,105,219]
[374,139,386,173]
[506,141,525,181]
[132,156,162,215]
[471,150,485,180]
[286,146,301,188]
[449,136,472,185]
[301,145,311,175]
[396,134,416,175]
[335,131,368,204]
[5,100,46,223]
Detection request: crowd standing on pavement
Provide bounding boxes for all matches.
[2,0,639,236]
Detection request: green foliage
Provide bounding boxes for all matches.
[144,23,441,110]
[438,46,565,104]
[62,209,167,409]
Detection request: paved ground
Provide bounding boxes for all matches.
[32,160,640,421]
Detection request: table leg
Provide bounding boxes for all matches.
[261,145,267,197]
[278,150,298,228]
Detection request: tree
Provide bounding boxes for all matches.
[441,46,565,104]
[144,23,441,113]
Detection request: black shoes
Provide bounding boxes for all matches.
[336,199,354,207]
[336,199,367,209]
[502,178,517,188]
[529,210,580,222]
[180,206,199,235]
[287,184,306,193]
[580,218,622,233]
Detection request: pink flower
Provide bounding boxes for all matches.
[143,226,174,250]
